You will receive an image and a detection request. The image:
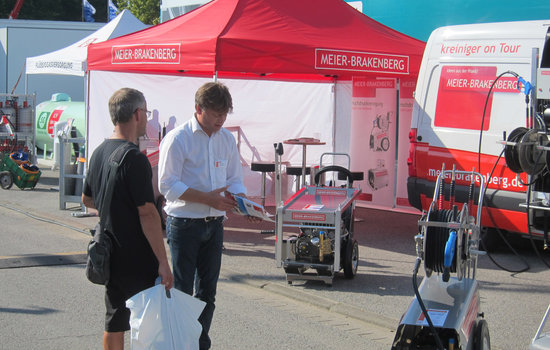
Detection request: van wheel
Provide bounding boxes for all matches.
[480,228,500,252]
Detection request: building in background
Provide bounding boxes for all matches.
[160,0,208,23]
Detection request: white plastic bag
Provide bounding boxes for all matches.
[126,284,206,350]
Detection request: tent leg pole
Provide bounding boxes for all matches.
[331,77,336,152]
[393,78,400,208]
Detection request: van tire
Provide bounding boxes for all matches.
[480,228,500,252]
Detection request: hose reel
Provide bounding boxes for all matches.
[504,127,528,173]
[505,126,548,176]
[417,168,484,283]
[423,204,470,281]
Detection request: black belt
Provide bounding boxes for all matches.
[190,216,224,223]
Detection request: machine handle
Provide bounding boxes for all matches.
[314,165,354,187]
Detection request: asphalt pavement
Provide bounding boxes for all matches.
[2,157,550,349]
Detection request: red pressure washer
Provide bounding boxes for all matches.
[392,166,490,350]
[273,143,362,286]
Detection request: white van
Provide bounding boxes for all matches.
[407,20,550,243]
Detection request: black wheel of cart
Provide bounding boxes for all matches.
[343,239,359,278]
[0,171,13,190]
[474,319,490,350]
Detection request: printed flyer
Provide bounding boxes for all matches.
[227,193,274,222]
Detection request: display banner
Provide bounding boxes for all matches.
[349,76,397,208]
[88,70,334,198]
[111,44,181,64]
[315,49,410,75]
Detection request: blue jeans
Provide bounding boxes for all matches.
[166,216,224,350]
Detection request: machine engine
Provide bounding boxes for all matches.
[294,227,336,263]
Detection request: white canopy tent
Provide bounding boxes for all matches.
[25,10,147,77]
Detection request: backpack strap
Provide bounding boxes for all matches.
[99,142,135,232]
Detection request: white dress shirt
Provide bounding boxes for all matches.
[158,116,246,218]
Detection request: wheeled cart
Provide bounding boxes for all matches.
[393,168,490,350]
[274,149,362,286]
[0,152,41,190]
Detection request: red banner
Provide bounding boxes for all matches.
[111,44,181,64]
[316,49,409,74]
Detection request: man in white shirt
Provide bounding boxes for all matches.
[158,82,246,350]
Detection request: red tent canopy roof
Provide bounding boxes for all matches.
[87,0,425,78]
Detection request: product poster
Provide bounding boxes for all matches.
[349,76,397,208]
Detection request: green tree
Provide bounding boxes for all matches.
[115,0,160,25]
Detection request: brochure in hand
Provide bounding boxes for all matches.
[227,193,274,222]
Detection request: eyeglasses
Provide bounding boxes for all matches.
[137,107,152,121]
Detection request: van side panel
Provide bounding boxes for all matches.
[408,20,550,236]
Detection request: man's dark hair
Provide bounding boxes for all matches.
[195,82,233,114]
[108,88,146,125]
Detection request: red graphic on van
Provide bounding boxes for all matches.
[434,66,519,130]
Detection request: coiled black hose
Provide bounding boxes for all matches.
[424,209,457,274]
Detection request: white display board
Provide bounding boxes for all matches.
[87,70,335,197]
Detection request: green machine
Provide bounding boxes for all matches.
[35,93,85,153]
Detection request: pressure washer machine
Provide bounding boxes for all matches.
[272,144,361,286]
[531,304,550,350]
[392,167,490,350]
